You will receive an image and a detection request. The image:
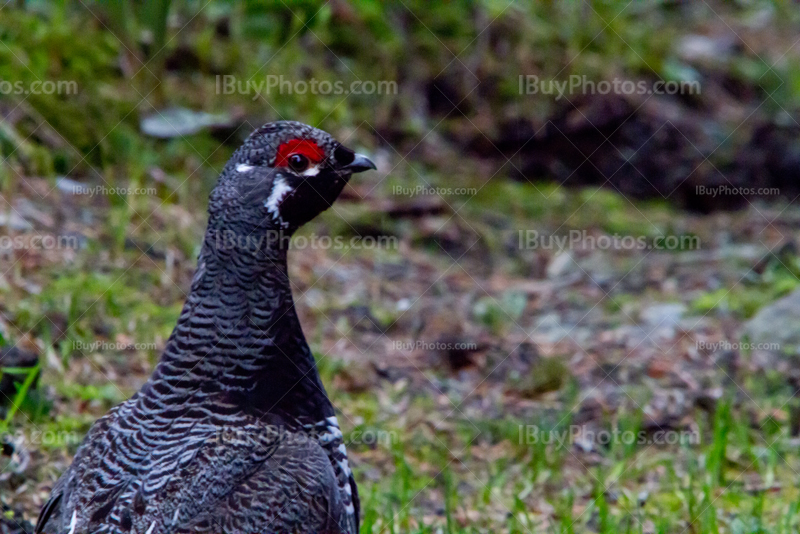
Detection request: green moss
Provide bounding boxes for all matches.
[515,356,571,398]
[692,257,800,319]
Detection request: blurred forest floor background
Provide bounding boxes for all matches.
[4,1,800,532]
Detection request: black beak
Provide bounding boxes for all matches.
[344,153,377,173]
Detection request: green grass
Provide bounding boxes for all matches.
[692,255,800,319]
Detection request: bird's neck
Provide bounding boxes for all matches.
[149,227,333,425]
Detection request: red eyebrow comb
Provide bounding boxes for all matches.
[275,139,325,167]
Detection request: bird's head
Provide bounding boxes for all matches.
[209,121,375,236]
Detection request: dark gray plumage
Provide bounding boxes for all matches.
[36,121,376,534]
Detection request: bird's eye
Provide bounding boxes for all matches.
[288,153,309,172]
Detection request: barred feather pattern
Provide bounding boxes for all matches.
[36,122,361,534]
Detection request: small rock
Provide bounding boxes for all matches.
[56,176,91,195]
[0,212,31,231]
[743,289,800,356]
[676,34,736,64]
[578,251,616,287]
[640,303,686,328]
[546,252,580,279]
[0,433,30,480]
[531,313,573,344]
[140,107,235,138]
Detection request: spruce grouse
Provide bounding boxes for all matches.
[36,121,376,534]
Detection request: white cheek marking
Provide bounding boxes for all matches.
[264,177,294,223]
[236,163,254,172]
[301,164,321,176]
[67,511,77,534]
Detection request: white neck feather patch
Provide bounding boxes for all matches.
[265,177,293,227]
